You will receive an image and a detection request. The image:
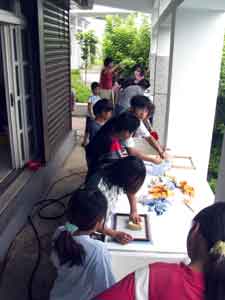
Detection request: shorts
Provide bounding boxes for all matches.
[99,89,114,104]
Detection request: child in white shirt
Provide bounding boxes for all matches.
[82,82,101,146]
[50,187,115,300]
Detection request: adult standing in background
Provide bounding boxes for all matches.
[99,57,121,103]
[134,64,145,83]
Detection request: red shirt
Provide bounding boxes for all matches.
[100,69,113,90]
[95,263,204,300]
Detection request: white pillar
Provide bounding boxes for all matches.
[166,8,225,179]
[215,134,225,201]
[151,15,174,145]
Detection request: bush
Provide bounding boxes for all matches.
[71,69,90,103]
[207,36,225,192]
[103,14,151,77]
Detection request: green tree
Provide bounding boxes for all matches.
[219,35,225,98]
[76,30,98,83]
[103,14,151,77]
[208,35,225,191]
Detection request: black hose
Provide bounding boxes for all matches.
[27,217,41,300]
[0,170,86,300]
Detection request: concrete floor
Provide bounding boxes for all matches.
[0,117,87,300]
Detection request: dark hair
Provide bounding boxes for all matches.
[137,79,150,90]
[93,99,113,117]
[117,78,125,86]
[86,113,140,175]
[134,64,142,71]
[146,101,155,116]
[113,112,140,133]
[101,156,146,194]
[104,57,113,67]
[130,95,150,110]
[94,112,140,137]
[54,188,107,267]
[91,82,99,92]
[194,202,225,300]
[122,78,135,89]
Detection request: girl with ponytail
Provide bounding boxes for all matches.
[50,187,115,300]
[95,202,225,300]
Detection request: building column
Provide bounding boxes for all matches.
[166,8,225,179]
[151,14,174,145]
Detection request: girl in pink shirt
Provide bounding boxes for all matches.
[95,202,225,300]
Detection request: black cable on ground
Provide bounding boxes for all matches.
[27,216,41,300]
[0,170,86,300]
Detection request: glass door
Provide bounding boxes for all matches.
[0,24,30,168]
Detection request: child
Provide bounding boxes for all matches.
[85,112,140,177]
[89,99,113,142]
[85,156,146,244]
[121,95,162,164]
[134,64,145,83]
[99,57,121,102]
[95,202,225,300]
[82,82,101,147]
[50,187,115,300]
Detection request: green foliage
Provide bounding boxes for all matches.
[71,69,90,103]
[103,14,151,76]
[208,37,225,192]
[219,35,225,98]
[76,30,98,67]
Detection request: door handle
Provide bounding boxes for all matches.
[10,93,14,106]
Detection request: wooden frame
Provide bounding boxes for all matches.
[171,155,196,170]
[113,213,151,242]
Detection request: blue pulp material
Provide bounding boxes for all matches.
[146,199,170,216]
[149,160,171,176]
[164,181,176,190]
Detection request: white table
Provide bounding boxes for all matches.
[106,160,214,281]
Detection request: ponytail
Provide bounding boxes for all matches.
[194,203,225,300]
[54,230,86,267]
[204,242,225,300]
[53,187,107,268]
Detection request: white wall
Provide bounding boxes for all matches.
[181,0,225,11]
[167,8,225,178]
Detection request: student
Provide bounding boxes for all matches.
[82,82,101,147]
[86,156,146,244]
[129,95,165,159]
[99,57,121,102]
[89,99,113,142]
[86,112,140,176]
[134,64,145,83]
[95,202,225,300]
[116,79,150,115]
[50,187,115,300]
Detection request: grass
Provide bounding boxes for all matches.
[71,69,90,103]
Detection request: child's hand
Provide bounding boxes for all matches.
[152,156,162,164]
[113,231,133,244]
[130,211,141,224]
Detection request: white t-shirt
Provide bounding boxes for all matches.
[50,229,115,300]
[87,95,101,117]
[123,121,150,149]
[88,95,101,105]
[135,121,150,138]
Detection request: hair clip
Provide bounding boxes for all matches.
[65,222,78,233]
[210,241,225,257]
